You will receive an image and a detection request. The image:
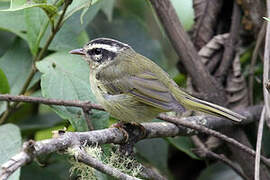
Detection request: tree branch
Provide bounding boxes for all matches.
[0,105,268,179]
[0,94,268,179]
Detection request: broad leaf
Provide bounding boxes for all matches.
[0,39,39,95]
[0,124,22,180]
[64,0,101,22]
[1,0,57,19]
[24,7,49,55]
[36,52,109,131]
[167,136,199,159]
[0,2,27,39]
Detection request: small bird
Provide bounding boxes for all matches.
[70,38,245,124]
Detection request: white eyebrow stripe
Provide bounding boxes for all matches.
[88,43,121,52]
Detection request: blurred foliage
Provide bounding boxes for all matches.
[0,0,264,179]
[136,138,170,175]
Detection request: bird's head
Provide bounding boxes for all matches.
[69,38,132,68]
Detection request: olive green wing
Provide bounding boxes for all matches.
[99,70,182,112]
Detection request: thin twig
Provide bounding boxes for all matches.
[0,94,261,128]
[158,114,270,168]
[0,94,104,110]
[191,136,248,180]
[264,0,270,128]
[255,107,265,180]
[72,146,140,180]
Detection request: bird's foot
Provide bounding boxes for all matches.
[111,122,147,156]
[111,122,129,143]
[127,122,147,139]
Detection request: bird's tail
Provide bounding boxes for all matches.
[175,90,245,122]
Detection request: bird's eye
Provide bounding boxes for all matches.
[94,48,102,55]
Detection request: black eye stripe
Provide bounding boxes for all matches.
[87,48,117,62]
[87,48,102,56]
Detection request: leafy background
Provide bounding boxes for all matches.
[0,0,263,179]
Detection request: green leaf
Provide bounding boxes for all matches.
[0,2,27,39]
[1,0,58,19]
[167,136,199,159]
[24,7,49,55]
[64,0,101,22]
[36,52,109,131]
[0,68,10,93]
[1,1,56,55]
[91,109,109,130]
[0,39,39,95]
[0,124,22,180]
[10,0,26,9]
[136,138,169,175]
[198,162,242,180]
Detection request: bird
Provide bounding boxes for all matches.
[69,38,245,124]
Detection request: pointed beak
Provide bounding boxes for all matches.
[69,48,85,55]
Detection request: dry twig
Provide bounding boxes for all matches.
[255,107,266,180]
